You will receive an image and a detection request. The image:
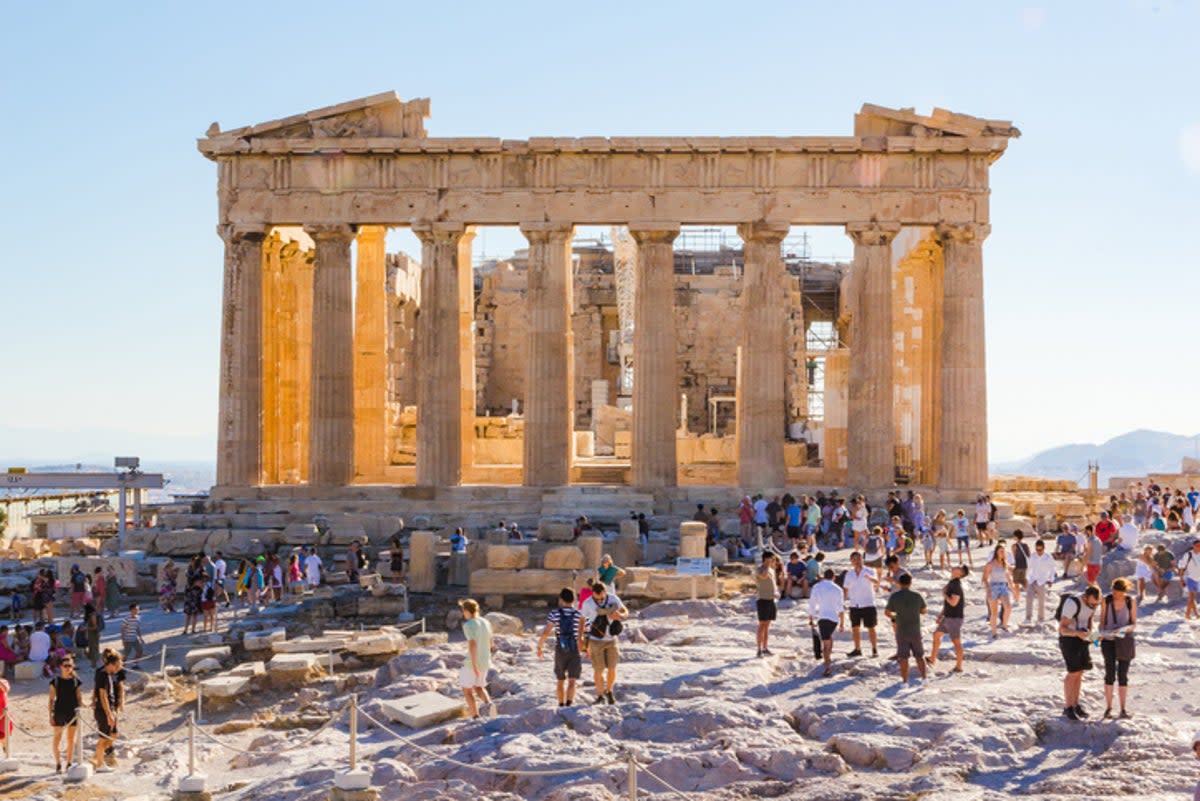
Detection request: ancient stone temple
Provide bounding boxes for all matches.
[198,92,1017,507]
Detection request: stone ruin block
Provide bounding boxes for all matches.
[184,646,231,670]
[619,519,640,539]
[469,568,579,596]
[266,653,324,687]
[543,545,585,571]
[578,536,603,571]
[282,523,320,545]
[538,522,575,543]
[679,522,708,558]
[486,545,530,570]
[13,661,40,681]
[243,628,287,652]
[200,675,252,701]
[380,692,464,728]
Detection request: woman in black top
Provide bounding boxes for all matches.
[49,656,82,773]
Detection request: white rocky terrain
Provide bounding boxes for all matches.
[1,544,1199,800]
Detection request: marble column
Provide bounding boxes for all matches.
[736,222,790,489]
[846,222,900,489]
[305,224,357,486]
[413,222,475,487]
[520,223,575,486]
[216,224,267,487]
[260,232,284,484]
[629,223,680,488]
[936,222,990,491]
[354,225,389,482]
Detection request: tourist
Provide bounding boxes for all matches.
[1058,585,1101,721]
[884,572,927,685]
[785,497,804,551]
[974,496,991,543]
[1152,544,1175,602]
[107,567,124,612]
[213,551,230,607]
[1135,545,1157,603]
[581,581,628,705]
[45,628,68,678]
[160,561,178,613]
[82,603,101,670]
[201,579,217,633]
[13,626,30,661]
[449,528,468,555]
[0,626,20,670]
[982,545,1015,639]
[783,551,808,599]
[705,507,722,549]
[738,496,754,546]
[1095,511,1118,552]
[1010,531,1031,603]
[1116,514,1139,552]
[805,497,822,551]
[268,553,285,601]
[536,588,582,706]
[389,533,405,582]
[286,552,303,595]
[931,510,950,571]
[1180,539,1200,620]
[120,603,144,662]
[68,565,88,620]
[754,551,778,657]
[0,678,8,757]
[457,599,494,720]
[595,554,625,593]
[807,568,845,677]
[48,655,82,774]
[850,496,869,550]
[929,565,967,673]
[182,576,203,635]
[29,621,50,667]
[91,568,106,620]
[953,510,973,567]
[843,551,880,658]
[1053,524,1078,579]
[92,649,125,770]
[692,503,709,524]
[1099,578,1137,719]
[247,557,268,608]
[1024,539,1057,624]
[1083,525,1104,585]
[863,526,885,569]
[304,548,323,589]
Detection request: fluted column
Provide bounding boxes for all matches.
[216,224,267,487]
[937,222,990,491]
[735,222,790,489]
[846,222,900,489]
[413,222,475,487]
[260,232,284,484]
[305,224,357,486]
[520,222,575,486]
[629,223,680,488]
[354,225,389,482]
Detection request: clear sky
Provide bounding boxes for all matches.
[1,1,1197,464]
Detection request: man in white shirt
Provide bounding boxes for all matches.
[29,622,51,662]
[304,548,323,588]
[842,552,880,658]
[1116,515,1139,552]
[1024,538,1058,624]
[213,552,230,606]
[808,568,845,677]
[580,582,628,705]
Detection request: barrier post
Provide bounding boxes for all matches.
[159,643,168,680]
[65,713,91,782]
[627,753,637,800]
[328,647,335,677]
[332,695,372,794]
[177,712,207,796]
[196,684,203,722]
[0,710,17,772]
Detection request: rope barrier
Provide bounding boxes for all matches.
[192,700,349,757]
[637,761,693,801]
[356,707,624,777]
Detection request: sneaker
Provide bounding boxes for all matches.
[1102,707,1112,720]
[847,649,863,658]
[56,762,62,775]
[871,648,878,657]
[761,648,774,656]
[1064,706,1080,721]
[564,699,573,707]
[1073,705,1089,719]
[755,648,763,658]
[592,695,606,705]
[1119,709,1132,719]
[605,691,616,705]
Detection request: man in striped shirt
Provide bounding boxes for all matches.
[120,603,144,662]
[536,588,582,707]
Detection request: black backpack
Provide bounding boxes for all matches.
[1055,593,1081,623]
[555,608,579,652]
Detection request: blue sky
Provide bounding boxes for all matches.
[1,1,1197,464]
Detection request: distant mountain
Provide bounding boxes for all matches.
[992,429,1200,483]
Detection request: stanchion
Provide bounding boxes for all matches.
[160,643,168,680]
[176,712,209,799]
[65,714,91,782]
[196,685,203,723]
[328,647,336,678]
[0,711,18,772]
[627,753,638,800]
[331,694,373,798]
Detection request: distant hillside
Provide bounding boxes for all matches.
[993,429,1200,483]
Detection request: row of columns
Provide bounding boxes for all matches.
[216,218,988,493]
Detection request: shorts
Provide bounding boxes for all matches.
[956,536,970,552]
[1059,635,1092,673]
[935,616,963,640]
[94,711,118,738]
[200,600,216,612]
[757,599,778,622]
[988,582,1011,600]
[1086,564,1101,583]
[864,557,883,569]
[1162,571,1174,581]
[1134,562,1153,581]
[975,521,988,533]
[937,538,950,554]
[71,592,86,607]
[587,638,619,671]
[553,648,582,680]
[52,713,79,728]
[1011,568,1027,585]
[849,607,878,629]
[1187,578,1200,594]
[458,663,488,689]
[896,636,925,660]
[786,526,803,540]
[816,619,838,641]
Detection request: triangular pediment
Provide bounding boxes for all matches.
[205,91,430,140]
[855,103,1020,139]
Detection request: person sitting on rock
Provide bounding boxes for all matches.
[595,555,625,594]
[783,551,808,600]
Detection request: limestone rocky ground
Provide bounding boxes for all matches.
[1,543,1199,800]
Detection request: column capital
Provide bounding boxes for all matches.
[216,223,269,244]
[519,222,575,243]
[355,225,388,244]
[935,222,991,245]
[736,221,790,244]
[304,223,357,243]
[627,222,681,244]
[845,221,901,247]
[410,220,475,245]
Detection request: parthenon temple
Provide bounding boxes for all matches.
[199,92,1018,512]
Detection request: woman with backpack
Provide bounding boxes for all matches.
[1099,577,1137,719]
